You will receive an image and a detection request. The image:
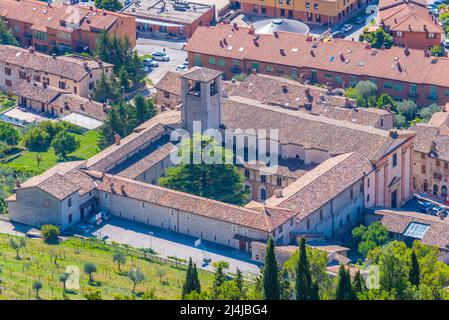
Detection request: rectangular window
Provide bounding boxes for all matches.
[266,65,274,72]
[19,71,26,80]
[305,2,310,8]
[59,81,66,90]
[251,62,259,72]
[218,59,226,67]
[5,67,11,76]
[325,74,332,80]
[68,197,72,207]
[428,32,436,39]
[335,75,343,83]
[394,83,402,91]
[209,57,215,65]
[392,153,397,167]
[5,79,12,87]
[194,54,202,67]
[410,84,417,97]
[396,31,403,37]
[384,82,393,89]
[314,3,319,9]
[430,86,438,100]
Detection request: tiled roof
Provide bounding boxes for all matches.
[266,153,373,220]
[0,45,112,82]
[155,71,182,96]
[180,66,223,82]
[223,73,392,128]
[379,0,428,10]
[0,0,126,35]
[380,2,442,33]
[240,158,316,179]
[13,81,63,104]
[94,173,282,232]
[52,94,108,121]
[86,110,181,172]
[185,24,449,88]
[373,209,449,250]
[222,96,413,161]
[115,142,175,180]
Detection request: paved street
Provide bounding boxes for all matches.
[136,37,188,85]
[91,217,262,275]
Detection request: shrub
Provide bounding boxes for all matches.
[22,127,51,151]
[41,224,60,243]
[0,122,20,145]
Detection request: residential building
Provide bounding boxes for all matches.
[7,67,416,252]
[155,71,182,108]
[411,107,449,199]
[378,0,443,50]
[366,209,449,263]
[185,24,449,106]
[121,0,215,38]
[231,0,369,26]
[0,0,136,54]
[0,45,113,98]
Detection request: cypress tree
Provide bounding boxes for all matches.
[211,262,226,299]
[353,270,365,294]
[235,268,244,294]
[296,237,312,300]
[409,250,420,287]
[263,236,280,300]
[279,269,291,300]
[182,258,200,299]
[311,281,319,300]
[336,265,356,300]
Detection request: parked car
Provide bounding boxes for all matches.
[176,64,188,72]
[331,31,345,38]
[143,58,159,68]
[442,38,449,49]
[152,51,170,61]
[430,206,448,217]
[341,24,353,33]
[354,16,366,24]
[418,200,435,213]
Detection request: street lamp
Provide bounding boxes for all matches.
[121,86,125,101]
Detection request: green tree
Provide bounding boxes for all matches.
[354,80,378,100]
[352,222,390,257]
[112,251,127,272]
[93,31,111,62]
[0,122,20,145]
[409,250,420,287]
[377,93,396,110]
[336,264,356,300]
[262,236,280,300]
[234,268,245,298]
[396,99,418,122]
[159,135,250,205]
[353,270,366,294]
[311,281,319,300]
[84,262,97,283]
[51,130,80,159]
[370,28,393,49]
[93,72,118,103]
[394,113,407,128]
[41,224,60,243]
[295,237,312,300]
[9,237,26,259]
[134,95,157,125]
[419,103,441,122]
[430,44,444,57]
[182,257,201,299]
[59,273,69,291]
[22,127,50,151]
[94,0,123,11]
[211,261,227,299]
[0,19,18,46]
[216,281,244,300]
[32,281,42,298]
[128,268,145,294]
[0,197,7,214]
[84,289,102,300]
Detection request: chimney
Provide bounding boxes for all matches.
[80,103,85,111]
[274,31,279,38]
[102,103,108,112]
[275,189,283,198]
[83,61,89,70]
[64,101,69,110]
[28,46,35,53]
[389,129,398,138]
[281,84,288,93]
[280,48,285,56]
[52,53,56,59]
[114,133,121,145]
[15,179,21,188]
[43,82,48,89]
[110,182,114,191]
[310,49,315,57]
[219,40,223,47]
[223,38,228,46]
[248,24,255,35]
[160,104,166,112]
[233,22,238,30]
[120,184,126,194]
[305,88,311,97]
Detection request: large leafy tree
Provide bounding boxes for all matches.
[158,135,250,205]
[352,221,390,257]
[134,94,157,124]
[0,19,18,46]
[0,122,20,145]
[94,0,123,12]
[51,130,80,160]
[295,237,312,300]
[262,236,280,300]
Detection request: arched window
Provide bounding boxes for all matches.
[442,185,448,198]
[433,184,439,196]
[260,188,267,201]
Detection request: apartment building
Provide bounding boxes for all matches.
[231,0,369,26]
[0,0,136,54]
[378,0,443,50]
[185,24,449,106]
[0,45,113,98]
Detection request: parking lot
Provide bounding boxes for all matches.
[136,37,188,85]
[82,217,261,275]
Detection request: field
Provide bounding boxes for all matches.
[7,130,100,173]
[0,234,214,300]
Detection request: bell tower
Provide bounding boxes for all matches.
[180,67,224,136]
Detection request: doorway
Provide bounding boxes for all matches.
[391,190,398,208]
[239,240,246,251]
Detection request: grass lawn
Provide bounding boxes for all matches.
[0,235,214,300]
[0,94,15,114]
[8,130,100,173]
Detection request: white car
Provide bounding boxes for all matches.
[143,58,159,68]
[443,39,449,49]
[152,51,170,61]
[341,24,353,33]
[176,64,188,72]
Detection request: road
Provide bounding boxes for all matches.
[136,37,188,85]
[91,217,261,275]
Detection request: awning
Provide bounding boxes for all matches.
[135,18,185,28]
[233,234,257,242]
[79,197,99,210]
